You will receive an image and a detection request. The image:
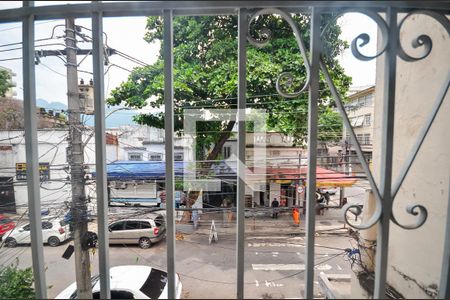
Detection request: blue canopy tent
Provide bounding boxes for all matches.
[92,160,188,180]
[92,160,236,207]
[91,161,190,206]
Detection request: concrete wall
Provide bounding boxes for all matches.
[372,14,450,298]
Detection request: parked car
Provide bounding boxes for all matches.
[319,187,338,195]
[3,217,70,247]
[0,214,15,238]
[108,214,166,249]
[55,265,183,299]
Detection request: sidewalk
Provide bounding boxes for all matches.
[176,207,350,238]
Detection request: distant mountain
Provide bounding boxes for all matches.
[36,98,67,111]
[35,99,138,128]
[83,107,139,128]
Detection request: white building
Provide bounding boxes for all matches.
[342,86,375,173]
[0,129,117,215]
[0,125,191,214]
[106,125,191,162]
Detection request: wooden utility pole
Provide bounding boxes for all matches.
[65,18,92,299]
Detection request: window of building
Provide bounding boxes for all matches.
[128,152,143,161]
[150,154,162,161]
[363,134,371,145]
[174,153,184,161]
[364,114,371,126]
[271,150,280,157]
[223,146,231,159]
[358,97,366,107]
[354,116,364,127]
[365,94,373,106]
[356,134,363,144]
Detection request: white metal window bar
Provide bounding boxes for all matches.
[21,1,47,299]
[0,1,447,299]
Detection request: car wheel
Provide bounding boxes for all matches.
[5,237,17,248]
[139,237,151,249]
[48,236,60,247]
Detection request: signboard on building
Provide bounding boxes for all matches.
[0,145,13,151]
[16,162,50,181]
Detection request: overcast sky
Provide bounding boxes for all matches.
[0,2,376,107]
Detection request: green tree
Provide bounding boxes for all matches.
[108,13,351,207]
[0,261,35,299]
[0,69,13,97]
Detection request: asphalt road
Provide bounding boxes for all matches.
[0,231,353,299]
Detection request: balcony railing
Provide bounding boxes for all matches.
[0,1,448,299]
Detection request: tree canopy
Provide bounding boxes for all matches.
[0,261,35,299]
[108,13,351,160]
[0,69,13,97]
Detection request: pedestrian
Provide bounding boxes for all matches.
[221,197,231,227]
[271,198,279,219]
[158,190,166,208]
[292,208,300,225]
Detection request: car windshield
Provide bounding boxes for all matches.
[69,275,100,299]
[139,268,167,299]
[153,216,165,228]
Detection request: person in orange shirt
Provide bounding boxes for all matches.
[292,208,300,225]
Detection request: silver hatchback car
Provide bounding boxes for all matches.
[108,215,166,249]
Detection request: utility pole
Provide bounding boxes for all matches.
[65,18,92,299]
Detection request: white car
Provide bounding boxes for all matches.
[320,187,338,195]
[3,217,70,247]
[56,265,183,299]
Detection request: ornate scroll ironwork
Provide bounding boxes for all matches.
[397,10,450,62]
[248,8,311,98]
[249,7,450,231]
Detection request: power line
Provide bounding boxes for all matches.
[38,61,66,77]
[0,20,59,33]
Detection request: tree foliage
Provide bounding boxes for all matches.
[0,69,13,97]
[0,260,35,299]
[108,13,351,160]
[0,97,24,129]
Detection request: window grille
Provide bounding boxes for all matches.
[1,2,448,300]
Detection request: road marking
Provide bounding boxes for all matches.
[253,264,305,271]
[252,264,333,271]
[337,264,342,270]
[247,236,289,240]
[316,264,333,271]
[255,280,259,287]
[248,242,304,248]
[264,280,284,287]
[272,251,279,257]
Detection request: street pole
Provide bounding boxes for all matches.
[65,18,92,299]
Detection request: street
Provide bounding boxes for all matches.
[0,225,354,299]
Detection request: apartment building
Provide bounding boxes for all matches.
[342,86,375,173]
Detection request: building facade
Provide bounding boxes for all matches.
[342,86,375,174]
[0,125,195,214]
